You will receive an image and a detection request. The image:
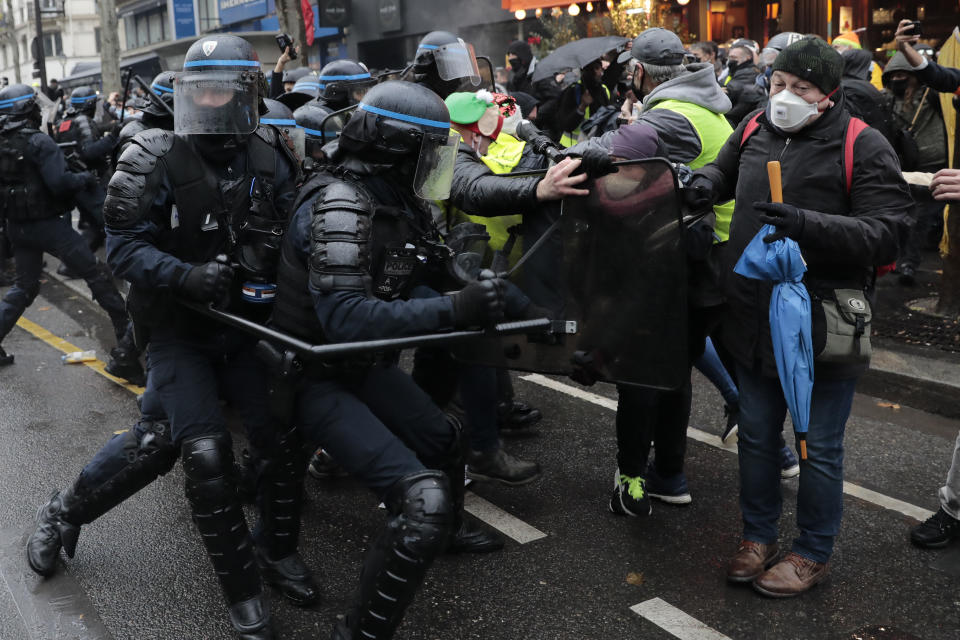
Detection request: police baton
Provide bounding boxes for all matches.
[177,299,552,360]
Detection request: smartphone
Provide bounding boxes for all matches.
[907,20,923,37]
[275,33,297,59]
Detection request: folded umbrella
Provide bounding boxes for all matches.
[733,161,814,459]
[531,36,629,83]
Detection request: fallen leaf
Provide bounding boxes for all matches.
[625,572,644,586]
[876,401,901,410]
[37,306,50,311]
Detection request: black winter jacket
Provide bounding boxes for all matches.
[696,97,912,380]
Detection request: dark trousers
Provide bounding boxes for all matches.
[79,328,275,489]
[0,216,126,342]
[614,305,722,478]
[296,364,457,498]
[900,185,944,269]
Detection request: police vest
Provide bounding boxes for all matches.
[560,82,611,148]
[0,129,66,222]
[650,98,736,243]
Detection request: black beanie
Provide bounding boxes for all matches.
[771,36,843,95]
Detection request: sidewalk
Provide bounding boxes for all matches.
[865,251,960,419]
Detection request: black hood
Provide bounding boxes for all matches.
[507,41,533,68]
[842,49,873,81]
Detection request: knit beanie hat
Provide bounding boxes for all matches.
[445,90,504,139]
[771,36,844,95]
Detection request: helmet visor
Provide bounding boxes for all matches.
[433,41,481,85]
[413,131,460,200]
[174,70,259,135]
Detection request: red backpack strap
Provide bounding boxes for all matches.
[843,117,869,194]
[739,112,763,148]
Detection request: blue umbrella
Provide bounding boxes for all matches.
[734,226,814,459]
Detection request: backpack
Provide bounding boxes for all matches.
[740,112,895,276]
[739,111,868,194]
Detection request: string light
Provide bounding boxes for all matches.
[535,7,543,16]
[515,8,526,19]
[568,3,580,15]
[677,0,690,4]
[607,0,615,9]
[586,1,594,10]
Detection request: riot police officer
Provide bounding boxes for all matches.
[293,100,343,163]
[315,58,376,111]
[0,84,137,378]
[57,86,117,252]
[116,71,175,152]
[271,80,506,639]
[25,35,316,639]
[409,30,482,99]
[275,71,321,110]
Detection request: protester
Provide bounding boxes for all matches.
[506,39,536,95]
[553,58,612,146]
[882,52,947,285]
[833,31,884,89]
[690,41,721,77]
[722,41,767,127]
[692,36,911,597]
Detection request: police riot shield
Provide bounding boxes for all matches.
[453,159,688,390]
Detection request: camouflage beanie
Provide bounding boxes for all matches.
[771,36,843,95]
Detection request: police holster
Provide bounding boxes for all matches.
[253,339,303,426]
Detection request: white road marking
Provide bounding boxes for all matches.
[464,493,547,544]
[631,597,733,640]
[520,374,935,521]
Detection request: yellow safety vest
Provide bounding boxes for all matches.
[560,82,612,148]
[650,98,736,243]
[443,132,527,267]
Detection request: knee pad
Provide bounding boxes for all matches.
[385,470,453,557]
[134,420,177,476]
[181,433,236,509]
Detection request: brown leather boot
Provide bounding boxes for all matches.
[726,540,779,583]
[753,552,828,597]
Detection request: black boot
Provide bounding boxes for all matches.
[252,427,320,607]
[182,434,273,640]
[26,420,177,577]
[336,471,452,640]
[435,415,504,554]
[0,345,13,366]
[105,330,145,386]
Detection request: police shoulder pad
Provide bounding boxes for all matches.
[132,128,176,158]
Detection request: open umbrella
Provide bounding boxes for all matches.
[532,36,629,83]
[733,162,814,459]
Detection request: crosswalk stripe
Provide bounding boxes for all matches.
[631,597,733,640]
[464,493,547,544]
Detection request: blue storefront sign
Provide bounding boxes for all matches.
[172,0,196,39]
[219,0,268,26]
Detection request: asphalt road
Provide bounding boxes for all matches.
[1,272,959,640]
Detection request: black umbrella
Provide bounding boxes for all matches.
[532,36,630,83]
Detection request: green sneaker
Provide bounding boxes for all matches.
[609,468,652,517]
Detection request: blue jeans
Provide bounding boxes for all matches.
[735,363,858,563]
[694,337,739,407]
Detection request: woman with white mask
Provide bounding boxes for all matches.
[683,37,913,598]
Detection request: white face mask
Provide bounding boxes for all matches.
[768,89,821,132]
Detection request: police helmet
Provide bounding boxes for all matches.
[293,101,344,159]
[175,34,264,136]
[413,31,481,97]
[141,70,175,116]
[68,86,99,115]
[276,72,321,110]
[282,66,311,85]
[341,80,459,199]
[620,28,687,66]
[316,59,376,109]
[261,98,305,157]
[0,83,39,120]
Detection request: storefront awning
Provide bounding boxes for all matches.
[501,0,566,10]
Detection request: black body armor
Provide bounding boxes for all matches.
[0,128,67,222]
[57,113,109,174]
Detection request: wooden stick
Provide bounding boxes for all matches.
[767,160,783,203]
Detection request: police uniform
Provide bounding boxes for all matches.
[25,36,317,640]
[0,84,130,368]
[270,81,505,640]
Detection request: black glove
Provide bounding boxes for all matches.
[569,145,616,178]
[82,172,99,189]
[450,269,506,328]
[180,261,235,304]
[681,175,716,213]
[754,202,806,243]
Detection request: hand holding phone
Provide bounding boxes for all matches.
[276,33,297,60]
